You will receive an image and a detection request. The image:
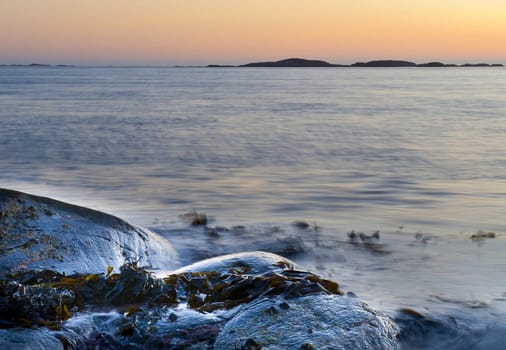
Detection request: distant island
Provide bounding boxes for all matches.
[1,60,502,68]
[209,58,504,68]
[240,58,347,67]
[0,63,74,67]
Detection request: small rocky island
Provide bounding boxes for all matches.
[0,64,74,67]
[209,58,504,68]
[241,58,346,67]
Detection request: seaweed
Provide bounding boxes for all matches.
[182,210,208,227]
[0,263,168,329]
[470,230,496,240]
[1,261,344,331]
[160,266,343,313]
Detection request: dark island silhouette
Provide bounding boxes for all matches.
[208,58,504,68]
[351,60,417,67]
[0,63,74,67]
[241,58,346,67]
[0,60,502,68]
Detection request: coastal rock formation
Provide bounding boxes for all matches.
[0,189,400,349]
[215,294,399,349]
[0,254,399,349]
[0,188,177,276]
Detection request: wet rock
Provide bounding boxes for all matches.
[231,225,247,234]
[241,338,262,349]
[205,228,220,238]
[0,188,177,276]
[118,318,136,336]
[165,257,343,314]
[0,251,399,349]
[394,308,477,349]
[171,251,298,275]
[0,279,76,328]
[0,191,400,349]
[265,305,278,315]
[347,230,389,254]
[293,221,310,230]
[1,252,343,326]
[0,328,72,349]
[273,236,306,257]
[0,263,169,330]
[348,230,380,242]
[346,291,358,298]
[106,263,167,305]
[279,301,290,310]
[300,343,316,350]
[215,295,399,349]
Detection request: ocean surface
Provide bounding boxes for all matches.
[1,66,506,348]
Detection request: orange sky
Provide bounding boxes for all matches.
[1,0,505,65]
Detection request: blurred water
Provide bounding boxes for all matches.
[1,66,505,234]
[2,66,506,348]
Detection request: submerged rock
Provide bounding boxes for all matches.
[181,210,208,227]
[347,230,389,254]
[0,188,177,276]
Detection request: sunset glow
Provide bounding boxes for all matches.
[1,0,505,65]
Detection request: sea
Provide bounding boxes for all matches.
[1,66,506,348]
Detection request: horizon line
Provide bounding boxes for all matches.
[1,57,505,68]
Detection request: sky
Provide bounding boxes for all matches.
[1,0,505,65]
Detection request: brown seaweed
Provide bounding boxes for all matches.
[1,261,344,330]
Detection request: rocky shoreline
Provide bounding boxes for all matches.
[3,189,487,349]
[0,189,404,349]
[1,255,401,349]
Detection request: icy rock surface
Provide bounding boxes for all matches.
[0,188,177,275]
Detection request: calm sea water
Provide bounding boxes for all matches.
[1,66,505,233]
[2,66,506,347]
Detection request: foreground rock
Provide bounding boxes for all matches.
[0,188,177,276]
[0,189,400,349]
[1,253,399,349]
[216,295,399,349]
